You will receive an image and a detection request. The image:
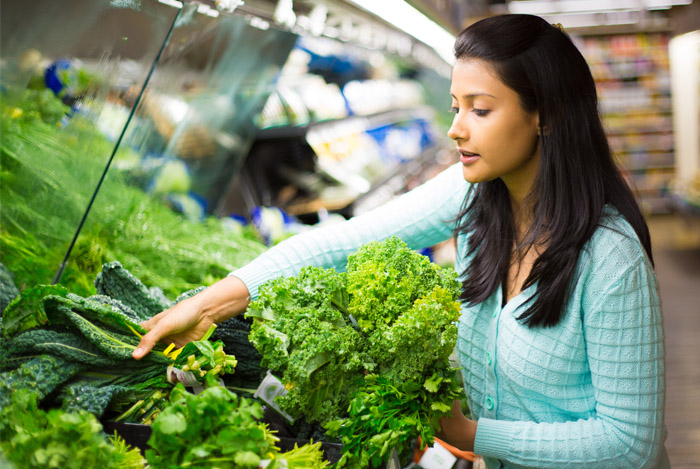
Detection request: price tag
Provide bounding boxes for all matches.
[254,370,294,422]
[166,366,200,387]
[418,442,457,469]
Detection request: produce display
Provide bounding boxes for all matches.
[0,263,243,422]
[247,236,465,467]
[0,81,468,468]
[0,263,326,468]
[146,384,328,469]
[0,389,146,469]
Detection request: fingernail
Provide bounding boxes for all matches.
[134,347,143,357]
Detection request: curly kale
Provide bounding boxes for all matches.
[247,236,464,440]
[345,236,459,333]
[247,266,367,424]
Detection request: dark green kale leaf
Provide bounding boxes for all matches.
[94,261,172,320]
[1,285,68,338]
[6,328,123,367]
[0,355,84,408]
[0,262,20,315]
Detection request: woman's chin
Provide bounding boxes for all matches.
[462,166,489,184]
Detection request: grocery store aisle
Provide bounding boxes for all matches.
[648,214,700,468]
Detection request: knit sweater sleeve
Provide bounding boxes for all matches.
[230,163,468,299]
[474,230,666,468]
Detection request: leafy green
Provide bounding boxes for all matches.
[0,389,145,469]
[325,370,464,468]
[268,440,330,469]
[247,266,368,423]
[0,267,239,423]
[1,87,267,299]
[0,355,84,408]
[0,262,20,314]
[1,285,68,338]
[94,261,172,320]
[247,236,464,467]
[7,329,123,367]
[145,384,279,468]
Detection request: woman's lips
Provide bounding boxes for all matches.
[459,151,481,164]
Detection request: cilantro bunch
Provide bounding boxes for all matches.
[145,384,278,468]
[247,236,465,462]
[0,390,145,469]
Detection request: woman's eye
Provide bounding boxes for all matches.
[448,106,459,114]
[473,108,490,117]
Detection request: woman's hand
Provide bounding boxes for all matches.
[436,399,478,452]
[132,276,251,359]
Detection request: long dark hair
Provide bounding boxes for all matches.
[454,14,653,327]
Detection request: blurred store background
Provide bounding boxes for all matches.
[1,0,699,466]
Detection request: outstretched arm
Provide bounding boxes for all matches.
[133,163,469,358]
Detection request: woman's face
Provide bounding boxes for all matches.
[448,58,540,199]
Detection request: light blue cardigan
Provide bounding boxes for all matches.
[231,163,668,468]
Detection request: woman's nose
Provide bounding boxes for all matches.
[447,114,467,141]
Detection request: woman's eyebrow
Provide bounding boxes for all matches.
[450,92,497,100]
[463,93,496,99]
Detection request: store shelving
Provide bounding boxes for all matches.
[578,33,675,214]
[222,38,451,222]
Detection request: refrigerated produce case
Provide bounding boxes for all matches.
[0,2,461,467]
[1,0,454,295]
[0,0,300,297]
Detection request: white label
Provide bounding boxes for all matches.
[418,442,458,469]
[167,365,201,387]
[254,370,294,422]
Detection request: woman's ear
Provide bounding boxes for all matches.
[534,114,547,136]
[537,123,549,136]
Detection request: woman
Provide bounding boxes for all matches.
[133,15,668,468]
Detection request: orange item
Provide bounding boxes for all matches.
[413,437,477,463]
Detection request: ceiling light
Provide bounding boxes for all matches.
[508,0,691,15]
[345,0,456,64]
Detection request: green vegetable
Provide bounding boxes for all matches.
[247,236,464,467]
[0,284,68,338]
[0,262,20,314]
[247,266,368,424]
[0,355,84,408]
[94,261,172,320]
[211,317,265,386]
[145,384,279,468]
[0,389,145,469]
[325,371,464,468]
[269,440,330,469]
[1,87,267,299]
[7,329,123,367]
[88,294,145,324]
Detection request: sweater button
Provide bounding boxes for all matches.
[487,352,492,366]
[485,395,494,410]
